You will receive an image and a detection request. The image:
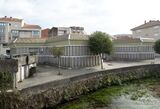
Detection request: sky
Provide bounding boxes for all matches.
[0,0,160,35]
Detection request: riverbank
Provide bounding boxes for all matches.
[56,78,160,109]
[1,64,160,109]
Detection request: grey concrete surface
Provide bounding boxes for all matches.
[17,58,160,90]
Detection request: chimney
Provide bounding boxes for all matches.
[144,20,147,24]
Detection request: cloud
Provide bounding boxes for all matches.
[0,0,160,35]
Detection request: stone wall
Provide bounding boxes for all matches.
[1,64,160,109]
[0,59,18,73]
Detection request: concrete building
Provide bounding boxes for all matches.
[0,16,41,55]
[131,20,160,40]
[112,36,155,61]
[49,26,85,37]
[10,26,100,69]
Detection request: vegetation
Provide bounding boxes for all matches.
[50,47,64,75]
[0,72,13,90]
[57,78,160,109]
[57,86,123,109]
[154,39,160,54]
[89,31,112,69]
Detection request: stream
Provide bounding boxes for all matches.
[57,78,160,109]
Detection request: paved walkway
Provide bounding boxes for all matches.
[18,58,160,90]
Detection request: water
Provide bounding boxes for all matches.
[57,78,160,109]
[99,80,160,109]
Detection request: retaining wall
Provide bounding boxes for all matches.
[1,64,160,109]
[38,55,100,68]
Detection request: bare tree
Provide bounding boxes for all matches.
[50,47,64,75]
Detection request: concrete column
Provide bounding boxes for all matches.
[13,72,17,90]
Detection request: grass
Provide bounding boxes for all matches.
[57,86,123,109]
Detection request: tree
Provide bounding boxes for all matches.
[89,31,112,69]
[50,47,64,75]
[154,39,160,54]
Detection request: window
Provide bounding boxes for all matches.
[11,30,19,36]
[136,30,141,33]
[32,31,39,36]
[3,44,7,47]
[0,22,7,26]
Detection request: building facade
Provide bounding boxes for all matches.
[112,36,155,61]
[0,16,41,55]
[131,20,160,40]
[49,26,85,37]
[41,28,50,38]
[10,26,100,68]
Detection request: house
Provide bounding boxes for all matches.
[131,20,160,40]
[41,28,50,38]
[0,16,41,55]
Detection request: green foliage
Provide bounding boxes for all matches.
[58,86,123,109]
[130,90,147,100]
[154,39,160,54]
[89,31,112,55]
[50,47,64,57]
[0,72,13,90]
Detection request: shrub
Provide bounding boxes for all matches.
[0,72,13,90]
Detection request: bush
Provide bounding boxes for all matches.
[0,72,13,90]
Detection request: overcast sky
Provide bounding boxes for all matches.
[0,0,160,35]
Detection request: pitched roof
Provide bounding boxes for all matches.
[14,38,46,44]
[22,23,41,29]
[131,20,160,31]
[113,36,141,43]
[0,16,22,22]
[113,36,155,43]
[69,33,89,40]
[47,33,89,43]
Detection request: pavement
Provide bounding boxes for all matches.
[17,58,160,90]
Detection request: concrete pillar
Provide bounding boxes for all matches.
[13,72,17,90]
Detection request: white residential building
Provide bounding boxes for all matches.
[131,20,160,40]
[0,16,41,55]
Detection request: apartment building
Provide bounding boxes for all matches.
[0,16,41,55]
[49,26,85,37]
[131,20,160,40]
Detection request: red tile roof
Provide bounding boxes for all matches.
[0,16,22,22]
[22,23,41,29]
